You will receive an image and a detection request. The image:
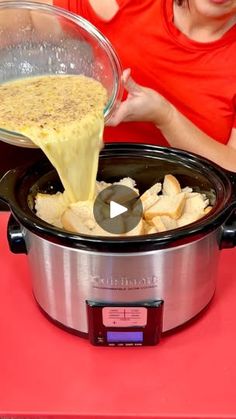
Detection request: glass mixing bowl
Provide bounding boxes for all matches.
[0,1,123,148]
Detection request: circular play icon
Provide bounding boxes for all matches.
[93,185,143,235]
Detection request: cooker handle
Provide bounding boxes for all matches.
[220,210,236,249]
[7,215,27,254]
[0,168,19,207]
[219,171,236,249]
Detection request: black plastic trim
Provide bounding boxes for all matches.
[1,143,236,253]
[220,210,236,249]
[7,214,27,254]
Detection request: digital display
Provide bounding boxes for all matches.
[107,331,143,343]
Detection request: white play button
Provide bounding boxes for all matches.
[93,185,143,235]
[110,201,127,219]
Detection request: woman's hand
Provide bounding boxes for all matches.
[107,70,236,171]
[108,69,174,128]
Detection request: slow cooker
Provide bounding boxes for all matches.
[0,144,235,346]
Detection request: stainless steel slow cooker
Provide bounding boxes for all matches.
[0,144,235,346]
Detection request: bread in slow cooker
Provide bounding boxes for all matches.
[144,192,186,220]
[139,182,161,211]
[163,174,181,195]
[35,192,69,228]
[151,215,178,232]
[35,174,213,235]
[177,192,209,227]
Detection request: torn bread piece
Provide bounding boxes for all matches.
[144,192,186,220]
[140,194,160,212]
[139,182,161,211]
[123,217,144,236]
[182,186,193,194]
[132,195,159,216]
[62,206,114,236]
[177,212,204,227]
[182,187,199,198]
[140,182,162,200]
[150,216,166,232]
[163,174,181,196]
[177,193,209,228]
[69,200,94,220]
[35,192,69,228]
[204,206,213,215]
[114,177,139,195]
[151,215,177,232]
[184,193,209,213]
[61,208,94,234]
[144,224,158,235]
[96,180,112,195]
[62,200,97,234]
[70,199,109,224]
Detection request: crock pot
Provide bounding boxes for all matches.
[0,144,235,345]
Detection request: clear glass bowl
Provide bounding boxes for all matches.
[0,1,123,148]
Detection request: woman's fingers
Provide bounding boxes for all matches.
[125,76,142,94]
[107,70,154,126]
[122,69,142,94]
[107,101,131,126]
[122,68,131,84]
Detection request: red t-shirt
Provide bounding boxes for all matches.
[54,0,236,146]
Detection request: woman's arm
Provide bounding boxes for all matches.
[109,70,236,172]
[0,0,118,33]
[0,0,118,16]
[0,0,53,36]
[159,108,236,172]
[89,0,119,20]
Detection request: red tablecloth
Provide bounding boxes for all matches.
[0,211,236,419]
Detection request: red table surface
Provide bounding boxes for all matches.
[0,211,236,419]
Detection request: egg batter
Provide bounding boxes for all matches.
[0,74,107,202]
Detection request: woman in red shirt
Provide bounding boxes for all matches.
[0,0,235,170]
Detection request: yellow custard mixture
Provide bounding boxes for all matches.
[0,75,107,203]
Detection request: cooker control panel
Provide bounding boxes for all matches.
[86,300,163,346]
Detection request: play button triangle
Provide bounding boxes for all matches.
[110,201,127,219]
[93,184,143,235]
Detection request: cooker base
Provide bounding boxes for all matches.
[35,293,215,341]
[36,298,88,339]
[163,295,215,336]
